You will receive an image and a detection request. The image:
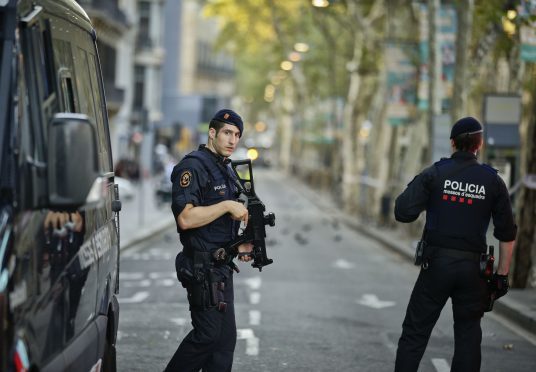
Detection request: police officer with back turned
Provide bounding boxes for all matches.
[165,109,254,372]
[393,117,517,372]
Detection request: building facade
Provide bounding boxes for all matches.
[160,0,236,156]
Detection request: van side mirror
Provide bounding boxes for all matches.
[48,113,100,209]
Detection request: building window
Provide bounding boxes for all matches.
[137,1,152,48]
[133,65,145,110]
[97,41,116,85]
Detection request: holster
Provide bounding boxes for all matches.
[414,240,426,266]
[175,252,195,288]
[479,246,494,280]
[181,251,228,312]
[414,228,431,269]
[415,240,433,270]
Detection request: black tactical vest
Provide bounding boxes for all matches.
[425,155,499,253]
[181,149,239,251]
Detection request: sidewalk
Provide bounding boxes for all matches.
[118,177,176,250]
[290,172,536,336]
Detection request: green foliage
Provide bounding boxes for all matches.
[203,0,357,105]
[473,0,517,59]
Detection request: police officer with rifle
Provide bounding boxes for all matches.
[393,117,517,372]
[165,109,275,372]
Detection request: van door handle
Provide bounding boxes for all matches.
[21,5,43,24]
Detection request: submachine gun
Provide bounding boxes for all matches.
[213,159,275,271]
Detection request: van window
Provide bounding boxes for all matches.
[21,20,54,162]
[88,53,112,172]
[42,20,55,100]
[58,69,76,113]
[53,38,79,112]
[74,48,112,173]
[50,15,112,173]
[75,48,98,126]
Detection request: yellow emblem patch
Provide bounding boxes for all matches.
[180,171,192,187]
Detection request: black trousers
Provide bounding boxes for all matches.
[165,275,236,372]
[395,254,488,372]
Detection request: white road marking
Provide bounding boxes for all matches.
[244,276,262,290]
[156,278,176,287]
[123,279,151,288]
[120,272,145,280]
[120,273,178,288]
[431,358,450,372]
[128,253,173,260]
[237,328,259,356]
[249,310,261,326]
[149,272,176,279]
[333,259,356,269]
[357,294,396,309]
[119,291,149,304]
[250,292,261,305]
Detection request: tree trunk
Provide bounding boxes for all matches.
[426,0,441,164]
[512,63,536,288]
[450,0,473,121]
[341,49,362,212]
[276,82,295,173]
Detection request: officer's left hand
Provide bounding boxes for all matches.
[238,243,254,262]
[491,273,509,300]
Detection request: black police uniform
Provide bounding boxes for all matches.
[394,151,516,372]
[165,144,241,372]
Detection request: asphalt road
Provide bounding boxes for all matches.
[116,169,536,372]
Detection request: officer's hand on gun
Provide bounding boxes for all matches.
[237,243,254,263]
[226,200,249,225]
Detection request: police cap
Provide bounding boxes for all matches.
[450,116,483,139]
[212,109,243,137]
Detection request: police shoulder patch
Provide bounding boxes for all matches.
[180,170,192,187]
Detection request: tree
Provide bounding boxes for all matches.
[513,64,536,288]
[450,0,474,122]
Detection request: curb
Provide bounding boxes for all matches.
[493,289,536,335]
[119,219,176,251]
[345,221,415,261]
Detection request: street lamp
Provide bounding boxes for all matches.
[280,60,293,71]
[289,51,301,62]
[312,0,329,7]
[294,42,309,53]
[264,84,275,102]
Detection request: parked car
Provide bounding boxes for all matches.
[0,1,121,371]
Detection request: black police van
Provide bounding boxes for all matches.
[0,0,121,371]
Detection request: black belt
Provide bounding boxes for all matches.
[434,247,481,262]
[182,248,216,263]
